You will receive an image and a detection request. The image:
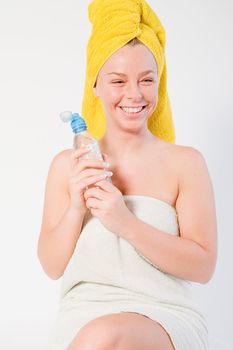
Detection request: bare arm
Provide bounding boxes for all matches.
[37,148,109,280]
[121,147,218,283]
[37,150,86,280]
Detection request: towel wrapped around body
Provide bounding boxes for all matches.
[48,196,209,350]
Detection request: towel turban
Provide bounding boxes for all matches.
[81,0,175,143]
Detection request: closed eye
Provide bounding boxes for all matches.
[112,80,124,84]
[112,79,154,84]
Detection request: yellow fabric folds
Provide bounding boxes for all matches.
[81,0,175,143]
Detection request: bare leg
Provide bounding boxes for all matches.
[67,312,175,350]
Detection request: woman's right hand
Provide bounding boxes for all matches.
[68,147,112,212]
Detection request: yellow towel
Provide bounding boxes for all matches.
[81,0,175,143]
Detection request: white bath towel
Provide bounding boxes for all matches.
[48,195,209,350]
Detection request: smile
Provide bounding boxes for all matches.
[118,105,148,120]
[120,106,146,114]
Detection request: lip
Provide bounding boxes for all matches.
[119,105,147,108]
[119,105,147,119]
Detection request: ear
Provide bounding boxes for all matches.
[93,86,98,97]
[93,80,100,97]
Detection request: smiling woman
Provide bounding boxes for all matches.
[37,1,217,350]
[93,43,159,132]
[81,1,175,143]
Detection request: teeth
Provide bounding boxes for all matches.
[121,106,144,113]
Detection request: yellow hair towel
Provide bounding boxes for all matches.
[81,0,175,143]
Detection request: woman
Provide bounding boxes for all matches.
[37,1,217,349]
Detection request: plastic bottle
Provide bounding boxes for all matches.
[59,111,112,183]
[60,111,103,159]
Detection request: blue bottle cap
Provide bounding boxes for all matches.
[59,111,73,122]
[59,111,87,134]
[71,113,87,134]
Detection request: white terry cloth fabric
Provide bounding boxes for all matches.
[48,195,209,350]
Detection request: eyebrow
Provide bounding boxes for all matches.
[106,70,156,76]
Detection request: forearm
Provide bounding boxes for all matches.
[121,214,211,283]
[37,206,86,280]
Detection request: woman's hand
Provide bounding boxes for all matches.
[68,147,112,212]
[83,179,134,237]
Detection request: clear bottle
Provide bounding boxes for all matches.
[59,111,111,183]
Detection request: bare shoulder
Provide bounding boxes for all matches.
[164,142,214,207]
[159,141,208,176]
[152,140,205,177]
[171,143,211,185]
[47,148,73,180]
[49,148,73,168]
[159,140,206,166]
[175,143,207,164]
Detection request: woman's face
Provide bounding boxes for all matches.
[94,43,158,133]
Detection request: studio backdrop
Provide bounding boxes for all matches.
[0,0,232,349]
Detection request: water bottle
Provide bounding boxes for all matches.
[59,111,112,184]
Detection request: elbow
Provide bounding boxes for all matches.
[37,249,64,280]
[42,264,64,280]
[44,265,63,280]
[200,266,216,284]
[48,272,63,280]
[199,273,213,284]
[198,251,217,284]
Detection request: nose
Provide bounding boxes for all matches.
[125,82,143,101]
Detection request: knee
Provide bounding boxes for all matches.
[68,319,120,350]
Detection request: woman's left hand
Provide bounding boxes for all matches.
[84,179,133,237]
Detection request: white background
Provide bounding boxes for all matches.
[0,0,232,349]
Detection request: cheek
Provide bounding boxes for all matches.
[103,89,122,106]
[149,87,158,104]
[144,88,158,113]
[110,88,122,99]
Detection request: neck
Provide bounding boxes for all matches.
[99,128,156,161]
